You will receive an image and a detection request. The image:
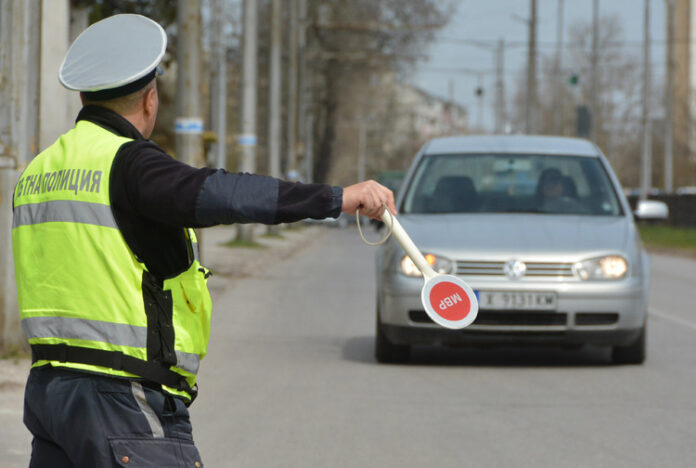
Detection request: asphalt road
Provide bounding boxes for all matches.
[1,225,695,467]
[191,226,696,468]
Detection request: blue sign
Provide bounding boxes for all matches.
[175,118,204,134]
[237,134,258,146]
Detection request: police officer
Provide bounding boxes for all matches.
[12,14,395,467]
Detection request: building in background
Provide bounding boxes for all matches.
[325,79,468,186]
[393,84,468,146]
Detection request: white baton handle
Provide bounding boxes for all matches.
[381,209,437,281]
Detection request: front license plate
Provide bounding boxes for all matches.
[476,291,558,311]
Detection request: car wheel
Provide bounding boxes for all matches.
[375,308,410,364]
[611,324,646,365]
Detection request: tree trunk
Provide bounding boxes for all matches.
[314,64,338,183]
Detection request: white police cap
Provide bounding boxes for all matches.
[59,14,166,101]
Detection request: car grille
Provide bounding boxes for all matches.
[455,260,575,278]
[409,310,568,327]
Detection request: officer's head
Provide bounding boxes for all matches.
[80,77,160,139]
[59,14,166,138]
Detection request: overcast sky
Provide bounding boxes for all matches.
[410,0,667,131]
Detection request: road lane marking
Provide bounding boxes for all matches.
[651,308,696,331]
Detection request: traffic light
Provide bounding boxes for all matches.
[569,74,579,86]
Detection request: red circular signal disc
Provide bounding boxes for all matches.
[429,281,471,321]
[420,274,478,329]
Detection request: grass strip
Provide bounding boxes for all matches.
[221,238,266,249]
[637,224,696,251]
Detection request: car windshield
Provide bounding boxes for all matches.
[402,153,623,216]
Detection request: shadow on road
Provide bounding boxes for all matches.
[342,336,613,367]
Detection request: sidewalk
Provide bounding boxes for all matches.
[200,223,325,293]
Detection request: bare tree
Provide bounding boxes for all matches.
[69,1,450,186]
[306,0,452,184]
[514,14,648,187]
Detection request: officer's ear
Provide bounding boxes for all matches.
[143,85,158,120]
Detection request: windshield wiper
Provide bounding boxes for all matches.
[499,208,541,213]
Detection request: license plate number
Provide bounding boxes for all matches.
[476,291,557,310]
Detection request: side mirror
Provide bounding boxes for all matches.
[634,200,668,220]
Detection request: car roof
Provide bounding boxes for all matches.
[423,135,600,157]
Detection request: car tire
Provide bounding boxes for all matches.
[375,311,410,364]
[611,324,646,365]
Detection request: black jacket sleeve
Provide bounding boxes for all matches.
[113,140,342,229]
[194,170,343,225]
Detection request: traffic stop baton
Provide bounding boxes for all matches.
[357,208,479,329]
[379,210,479,329]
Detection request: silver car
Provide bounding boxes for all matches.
[375,135,667,364]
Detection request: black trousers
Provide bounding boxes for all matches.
[24,366,203,467]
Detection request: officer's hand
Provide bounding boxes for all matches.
[342,180,396,219]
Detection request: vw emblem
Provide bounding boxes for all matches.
[504,260,526,280]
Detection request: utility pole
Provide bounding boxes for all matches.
[302,53,314,183]
[1,0,16,351]
[1,0,39,350]
[238,0,258,241]
[267,0,282,235]
[448,79,455,135]
[476,73,484,131]
[69,5,89,120]
[590,0,599,141]
[495,39,506,134]
[25,1,40,161]
[39,0,71,150]
[664,0,675,193]
[176,1,206,253]
[300,0,314,183]
[304,71,314,183]
[286,0,299,179]
[297,0,308,177]
[305,112,314,183]
[552,0,565,135]
[176,0,204,167]
[640,0,652,201]
[210,0,227,170]
[11,1,40,166]
[525,0,538,134]
[269,0,281,180]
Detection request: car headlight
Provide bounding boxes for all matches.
[400,253,453,277]
[573,255,628,280]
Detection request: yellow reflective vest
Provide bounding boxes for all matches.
[12,120,212,402]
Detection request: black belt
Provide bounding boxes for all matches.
[31,343,197,404]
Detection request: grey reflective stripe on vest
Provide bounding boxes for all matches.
[175,351,200,375]
[22,316,147,348]
[24,316,201,374]
[192,242,200,262]
[13,200,117,229]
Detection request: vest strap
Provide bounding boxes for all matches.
[30,343,198,404]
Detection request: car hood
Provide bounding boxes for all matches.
[396,214,633,261]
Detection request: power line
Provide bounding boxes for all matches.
[438,35,691,49]
[417,62,668,76]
